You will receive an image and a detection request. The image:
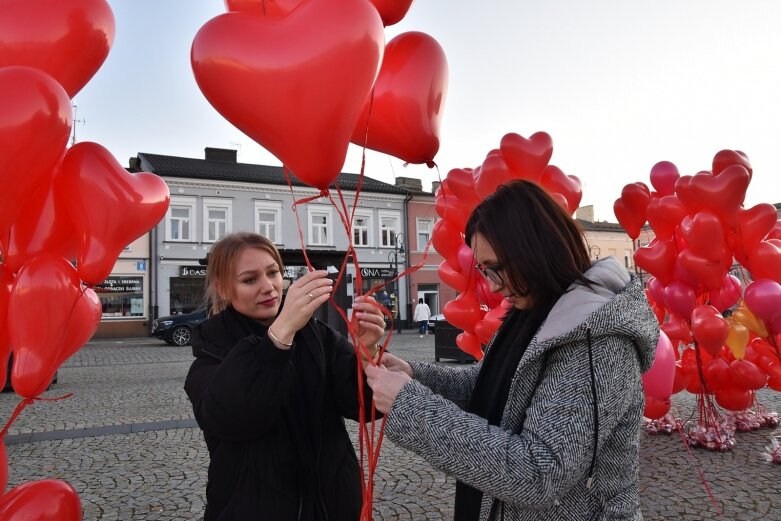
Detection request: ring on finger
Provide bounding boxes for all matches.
[307,291,315,300]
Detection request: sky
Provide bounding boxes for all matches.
[72,0,781,222]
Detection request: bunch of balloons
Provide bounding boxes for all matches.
[614,150,781,450]
[432,131,583,359]
[0,0,170,515]
[193,0,447,191]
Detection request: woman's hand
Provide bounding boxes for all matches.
[352,295,386,359]
[269,270,333,346]
[365,364,412,414]
[378,352,413,378]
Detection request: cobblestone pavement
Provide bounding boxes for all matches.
[1,331,780,520]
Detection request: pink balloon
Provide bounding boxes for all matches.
[744,279,781,331]
[663,280,697,318]
[708,274,742,312]
[456,244,476,275]
[649,161,680,197]
[647,277,666,307]
[642,330,675,400]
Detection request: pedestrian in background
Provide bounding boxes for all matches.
[184,232,385,520]
[413,297,432,337]
[366,180,658,521]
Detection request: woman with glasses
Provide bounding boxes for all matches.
[366,180,659,521]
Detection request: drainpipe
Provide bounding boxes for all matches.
[402,191,413,328]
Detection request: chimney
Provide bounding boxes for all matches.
[205,147,238,163]
[394,176,422,191]
[576,205,595,223]
[128,156,141,172]
[431,181,441,194]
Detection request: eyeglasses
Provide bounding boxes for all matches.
[476,263,504,286]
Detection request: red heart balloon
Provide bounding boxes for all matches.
[679,211,725,263]
[646,195,687,241]
[613,182,651,239]
[674,166,750,229]
[431,219,462,266]
[661,313,694,345]
[540,165,582,214]
[712,149,751,179]
[767,220,781,241]
[435,194,467,233]
[663,280,697,319]
[633,239,677,285]
[690,305,729,357]
[676,248,726,291]
[224,0,301,16]
[0,479,81,521]
[499,132,553,182]
[729,359,767,391]
[56,142,171,285]
[9,255,101,398]
[438,261,469,293]
[368,0,416,26]
[746,240,781,284]
[444,168,480,210]
[0,67,71,244]
[444,293,483,331]
[737,203,778,254]
[192,2,384,189]
[649,161,680,196]
[1,173,79,274]
[352,32,448,165]
[474,153,513,200]
[643,396,671,420]
[0,266,13,391]
[0,0,114,98]
[702,357,731,391]
[456,331,483,361]
[714,386,754,412]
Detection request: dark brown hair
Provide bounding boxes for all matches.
[205,232,284,316]
[465,180,592,311]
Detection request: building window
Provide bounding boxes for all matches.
[166,197,196,242]
[203,198,232,243]
[94,276,145,317]
[416,218,433,251]
[624,249,633,268]
[255,201,282,244]
[352,212,372,247]
[379,211,401,248]
[308,206,333,246]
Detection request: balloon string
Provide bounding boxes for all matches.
[673,418,722,515]
[0,398,34,440]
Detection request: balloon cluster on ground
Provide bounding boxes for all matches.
[615,150,781,454]
[432,131,582,359]
[0,0,171,513]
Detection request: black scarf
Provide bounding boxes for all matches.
[453,305,550,521]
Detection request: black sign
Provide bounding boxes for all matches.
[360,267,396,279]
[95,277,143,293]
[179,266,207,277]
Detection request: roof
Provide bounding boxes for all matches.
[136,152,419,196]
[576,219,627,232]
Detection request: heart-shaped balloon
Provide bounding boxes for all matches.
[690,304,729,357]
[435,193,468,233]
[744,279,781,330]
[729,359,767,391]
[499,132,553,183]
[56,142,171,285]
[224,0,302,16]
[444,168,480,210]
[714,386,754,412]
[703,357,731,392]
[540,165,582,214]
[649,161,680,197]
[646,195,687,241]
[0,266,13,391]
[643,396,671,420]
[431,219,462,266]
[0,67,71,244]
[444,293,482,331]
[438,261,468,293]
[746,240,781,284]
[679,211,725,263]
[456,331,483,361]
[192,2,384,189]
[708,274,742,313]
[633,239,677,285]
[0,479,81,520]
[676,248,726,291]
[368,0,416,26]
[1,173,79,274]
[8,255,101,398]
[661,313,693,345]
[0,0,114,98]
[663,280,697,319]
[675,166,750,229]
[613,182,651,239]
[352,31,447,165]
[474,153,513,200]
[712,149,751,178]
[737,203,778,255]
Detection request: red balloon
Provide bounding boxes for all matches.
[676,249,726,291]
[737,203,778,254]
[224,0,301,16]
[663,280,697,318]
[0,265,13,391]
[8,255,101,398]
[444,168,480,210]
[613,182,651,239]
[649,161,680,197]
[702,357,731,392]
[671,362,690,394]
[661,313,693,345]
[679,211,725,263]
[643,396,671,420]
[708,275,742,313]
[714,386,754,412]
[540,165,582,214]
[474,153,513,200]
[352,32,447,165]
[0,67,71,245]
[1,174,79,274]
[675,166,750,229]
[746,240,781,284]
[690,305,729,357]
[498,132,553,183]
[646,195,687,241]
[729,359,767,391]
[712,149,751,178]
[0,479,81,521]
[437,261,469,293]
[368,0,416,26]
[456,331,483,361]
[444,293,483,332]
[0,0,114,98]
[192,2,384,189]
[431,218,463,266]
[435,194,468,233]
[56,142,171,285]
[633,239,677,285]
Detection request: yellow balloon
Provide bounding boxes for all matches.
[725,320,749,360]
[732,303,769,338]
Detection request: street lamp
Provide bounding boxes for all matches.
[388,232,405,333]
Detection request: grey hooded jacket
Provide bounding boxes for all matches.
[384,257,659,520]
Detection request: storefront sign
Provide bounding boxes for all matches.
[179,266,207,277]
[95,277,143,293]
[360,267,396,279]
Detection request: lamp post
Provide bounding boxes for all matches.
[388,232,405,333]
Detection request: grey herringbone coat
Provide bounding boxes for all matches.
[385,257,659,521]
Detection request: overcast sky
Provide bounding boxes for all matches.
[73,0,781,222]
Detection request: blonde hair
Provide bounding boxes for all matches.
[205,232,284,316]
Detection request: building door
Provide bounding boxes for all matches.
[418,284,439,315]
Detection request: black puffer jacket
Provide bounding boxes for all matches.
[184,306,374,520]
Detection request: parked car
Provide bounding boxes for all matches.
[152,308,208,346]
[428,313,445,333]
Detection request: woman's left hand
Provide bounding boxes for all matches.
[365,364,412,414]
[352,295,386,359]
